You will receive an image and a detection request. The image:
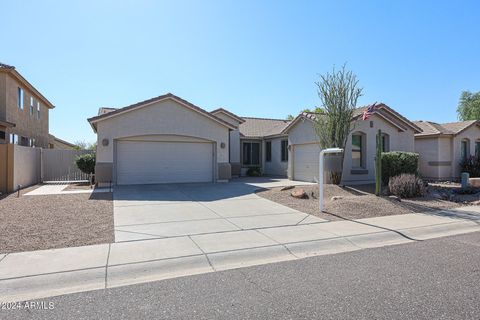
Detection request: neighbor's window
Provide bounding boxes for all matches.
[243,142,260,165]
[37,102,41,119]
[281,140,288,162]
[0,130,5,141]
[266,141,272,162]
[9,134,18,144]
[30,97,34,116]
[352,133,364,168]
[381,133,390,152]
[475,141,480,157]
[17,87,24,109]
[461,139,469,160]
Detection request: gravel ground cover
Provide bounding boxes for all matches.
[0,185,113,254]
[256,184,462,221]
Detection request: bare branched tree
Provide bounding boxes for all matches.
[314,64,363,182]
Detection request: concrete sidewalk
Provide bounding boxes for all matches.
[1,208,479,302]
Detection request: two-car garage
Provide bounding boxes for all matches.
[88,93,234,186]
[116,140,214,185]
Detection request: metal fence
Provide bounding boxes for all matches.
[41,149,94,182]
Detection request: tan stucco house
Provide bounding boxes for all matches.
[0,63,54,147]
[88,94,421,186]
[0,62,74,149]
[413,120,480,180]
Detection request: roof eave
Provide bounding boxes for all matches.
[88,94,236,131]
[1,68,55,109]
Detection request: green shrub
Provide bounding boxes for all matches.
[75,153,96,175]
[246,167,261,177]
[459,155,480,177]
[388,174,426,198]
[381,151,419,185]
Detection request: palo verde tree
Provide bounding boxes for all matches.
[457,91,480,121]
[314,64,363,183]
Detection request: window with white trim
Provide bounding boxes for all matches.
[17,87,24,109]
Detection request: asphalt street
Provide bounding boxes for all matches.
[2,232,479,320]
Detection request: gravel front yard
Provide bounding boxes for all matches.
[0,186,114,254]
[256,184,463,221]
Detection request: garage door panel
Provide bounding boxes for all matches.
[293,143,320,182]
[116,141,213,185]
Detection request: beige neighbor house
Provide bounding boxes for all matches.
[88,93,421,186]
[413,120,480,180]
[0,62,74,148]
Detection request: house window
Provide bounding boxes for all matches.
[0,131,5,141]
[281,140,288,162]
[475,141,480,157]
[352,133,365,168]
[30,97,34,116]
[242,142,260,165]
[18,87,24,109]
[266,141,272,162]
[461,139,470,160]
[10,134,18,144]
[37,102,41,119]
[20,136,29,146]
[381,133,390,152]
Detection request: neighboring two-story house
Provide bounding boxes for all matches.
[0,62,56,148]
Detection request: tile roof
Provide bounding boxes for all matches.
[0,62,15,70]
[413,120,479,136]
[88,93,236,131]
[239,117,290,138]
[210,108,245,123]
[283,103,421,134]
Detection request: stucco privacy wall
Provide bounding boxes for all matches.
[288,113,415,184]
[0,144,40,193]
[13,145,41,189]
[95,99,231,183]
[263,137,288,176]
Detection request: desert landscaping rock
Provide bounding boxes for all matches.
[291,188,308,199]
[257,184,462,220]
[331,196,343,201]
[389,195,401,201]
[0,187,114,254]
[280,186,295,191]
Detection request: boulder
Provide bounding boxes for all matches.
[291,188,308,199]
[280,185,295,191]
[330,196,343,201]
[389,195,401,202]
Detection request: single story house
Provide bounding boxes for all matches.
[413,120,480,180]
[283,104,422,184]
[88,93,423,186]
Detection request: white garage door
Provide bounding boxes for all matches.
[116,140,213,185]
[293,143,320,182]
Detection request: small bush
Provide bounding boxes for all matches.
[75,153,96,175]
[459,155,480,177]
[388,173,426,198]
[246,167,261,177]
[381,152,419,185]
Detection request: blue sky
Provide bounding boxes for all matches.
[2,0,479,143]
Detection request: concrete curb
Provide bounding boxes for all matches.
[1,216,479,303]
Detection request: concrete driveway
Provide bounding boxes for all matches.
[113,177,321,242]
